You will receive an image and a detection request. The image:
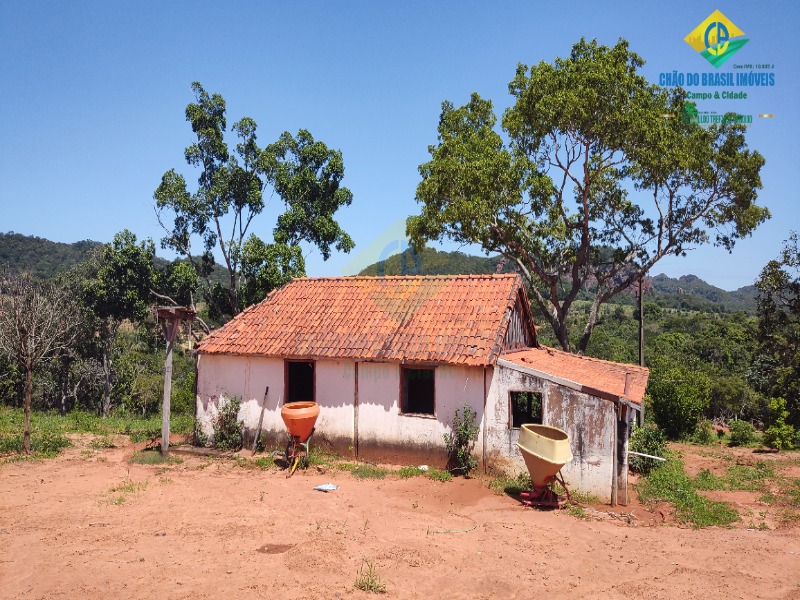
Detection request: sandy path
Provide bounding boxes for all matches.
[1,443,799,600]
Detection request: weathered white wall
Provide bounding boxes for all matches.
[196,355,486,463]
[195,354,285,442]
[196,355,617,499]
[314,360,355,445]
[484,365,616,502]
[356,362,485,464]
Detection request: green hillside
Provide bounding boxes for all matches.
[0,232,229,285]
[358,247,758,314]
[0,233,102,278]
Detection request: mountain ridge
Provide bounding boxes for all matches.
[1,233,758,313]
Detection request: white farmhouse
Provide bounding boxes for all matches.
[195,274,648,504]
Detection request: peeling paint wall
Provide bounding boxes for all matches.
[356,362,485,465]
[485,365,616,501]
[196,355,485,463]
[195,355,354,449]
[196,354,619,500]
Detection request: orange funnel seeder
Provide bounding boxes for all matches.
[281,401,320,443]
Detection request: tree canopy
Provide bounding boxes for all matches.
[752,232,800,427]
[82,230,156,416]
[407,38,768,353]
[155,82,354,319]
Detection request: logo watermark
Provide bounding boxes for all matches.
[684,9,749,68]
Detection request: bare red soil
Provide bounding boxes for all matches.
[1,437,799,600]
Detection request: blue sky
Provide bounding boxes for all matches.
[1,1,797,290]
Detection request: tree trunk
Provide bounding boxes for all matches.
[23,362,32,455]
[576,298,603,355]
[102,339,112,417]
[60,353,70,417]
[638,276,645,367]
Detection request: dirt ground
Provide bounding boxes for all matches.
[2,437,799,600]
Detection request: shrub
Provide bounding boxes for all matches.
[764,397,796,451]
[212,396,243,451]
[691,419,715,445]
[629,423,667,475]
[443,404,479,476]
[728,420,757,447]
[649,367,711,439]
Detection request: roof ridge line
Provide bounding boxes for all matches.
[291,273,520,281]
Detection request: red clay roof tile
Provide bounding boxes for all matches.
[198,274,532,366]
[501,346,649,404]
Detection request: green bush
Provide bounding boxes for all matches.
[728,420,757,447]
[764,397,796,451]
[649,366,711,439]
[691,419,716,445]
[212,396,243,451]
[443,404,479,476]
[629,423,667,475]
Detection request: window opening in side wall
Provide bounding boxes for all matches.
[510,391,542,428]
[286,360,315,403]
[401,366,435,415]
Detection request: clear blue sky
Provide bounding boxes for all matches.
[1,1,797,290]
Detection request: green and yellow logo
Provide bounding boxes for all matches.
[684,10,748,68]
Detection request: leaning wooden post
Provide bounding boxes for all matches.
[155,307,196,456]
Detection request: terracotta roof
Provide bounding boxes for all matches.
[198,274,534,366]
[500,346,649,405]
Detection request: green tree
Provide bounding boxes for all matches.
[407,38,768,353]
[82,230,156,416]
[649,364,711,439]
[752,233,800,426]
[0,272,81,453]
[155,83,354,319]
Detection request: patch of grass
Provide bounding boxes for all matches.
[354,559,387,594]
[129,450,183,465]
[694,462,774,492]
[696,462,774,491]
[396,465,451,481]
[109,479,148,494]
[488,471,532,495]
[253,457,275,470]
[568,504,588,519]
[760,475,800,524]
[426,467,452,482]
[636,458,739,528]
[307,447,338,468]
[90,435,117,450]
[398,465,425,478]
[0,406,193,459]
[349,464,388,480]
[0,430,71,457]
[567,488,604,505]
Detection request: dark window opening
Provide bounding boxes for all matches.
[402,367,435,415]
[286,361,315,403]
[510,391,542,428]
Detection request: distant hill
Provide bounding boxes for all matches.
[650,274,758,313]
[0,232,229,285]
[359,247,758,314]
[3,234,759,314]
[0,232,102,278]
[358,247,515,276]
